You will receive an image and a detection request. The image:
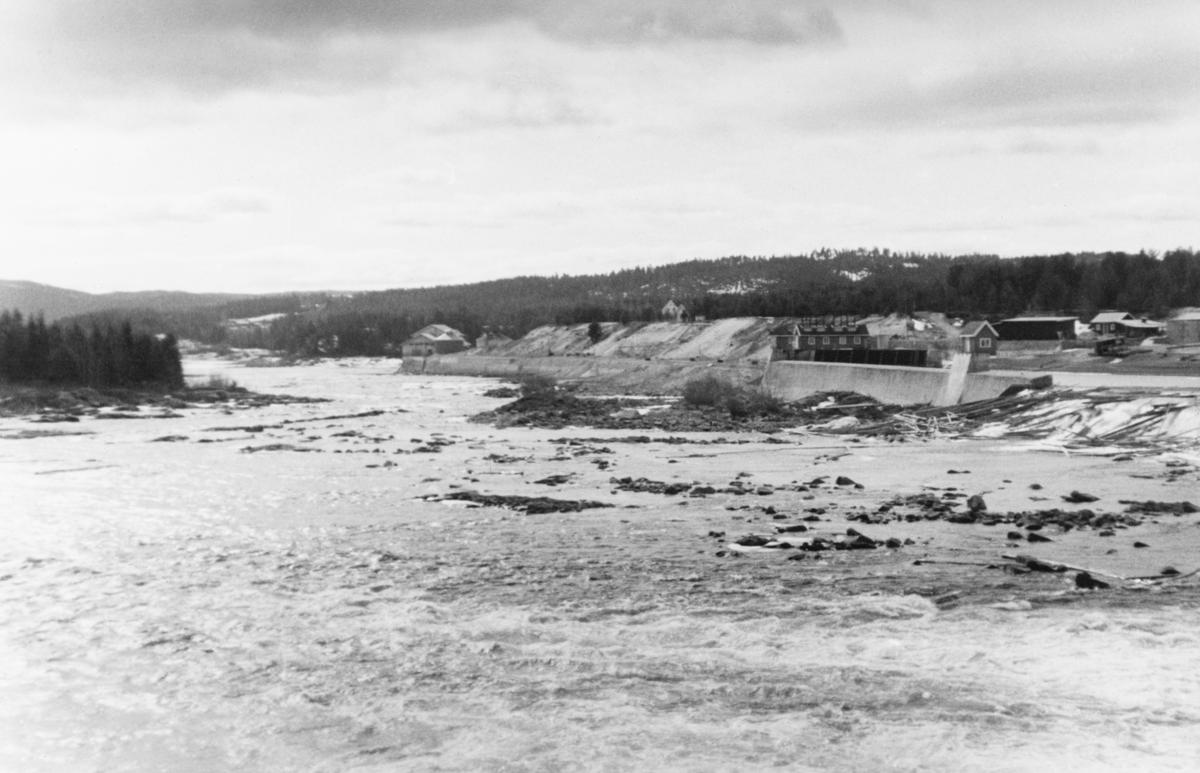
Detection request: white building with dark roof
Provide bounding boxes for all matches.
[400,324,470,358]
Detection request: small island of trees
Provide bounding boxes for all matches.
[0,310,184,389]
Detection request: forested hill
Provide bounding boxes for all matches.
[294,247,1200,322]
[0,280,251,322]
[54,248,1200,357]
[262,248,1200,347]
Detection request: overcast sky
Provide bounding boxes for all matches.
[1,1,1197,293]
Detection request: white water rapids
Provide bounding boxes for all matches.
[1,359,1198,772]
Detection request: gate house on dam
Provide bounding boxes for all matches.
[771,317,928,367]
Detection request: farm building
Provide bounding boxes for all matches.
[959,321,999,355]
[1167,312,1200,345]
[994,316,1077,341]
[400,324,470,358]
[1088,312,1165,338]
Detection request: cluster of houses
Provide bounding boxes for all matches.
[999,311,1196,344]
[768,310,1198,366]
[989,313,1167,341]
[399,309,1200,363]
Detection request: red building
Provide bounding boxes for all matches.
[958,321,999,355]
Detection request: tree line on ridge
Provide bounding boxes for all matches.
[56,248,1200,358]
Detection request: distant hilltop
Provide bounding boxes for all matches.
[5,248,1200,356]
[0,280,253,322]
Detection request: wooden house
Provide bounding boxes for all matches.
[1088,312,1163,337]
[959,321,999,355]
[1088,312,1134,335]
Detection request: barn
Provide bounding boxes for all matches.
[994,316,1077,341]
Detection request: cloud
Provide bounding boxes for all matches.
[891,193,1200,239]
[421,79,604,131]
[52,0,842,43]
[52,0,529,39]
[799,41,1200,132]
[25,0,1200,136]
[140,188,275,222]
[925,133,1103,157]
[32,1,842,93]
[56,188,275,226]
[375,183,753,230]
[939,50,1200,127]
[537,1,843,45]
[800,4,1200,133]
[1007,135,1101,156]
[347,163,458,193]
[1100,195,1200,224]
[897,214,1018,235]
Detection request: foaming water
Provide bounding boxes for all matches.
[5,532,1197,772]
[2,361,1199,772]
